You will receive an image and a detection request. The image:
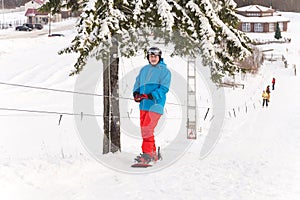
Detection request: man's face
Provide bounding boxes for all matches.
[149,54,160,65]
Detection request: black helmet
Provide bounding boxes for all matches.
[146,47,162,61]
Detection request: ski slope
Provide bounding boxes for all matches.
[0,12,300,200]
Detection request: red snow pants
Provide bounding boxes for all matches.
[140,110,161,155]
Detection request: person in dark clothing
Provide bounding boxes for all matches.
[266,85,271,102]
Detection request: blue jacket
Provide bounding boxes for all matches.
[133,59,171,114]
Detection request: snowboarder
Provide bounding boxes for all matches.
[262,90,269,107]
[132,47,171,165]
[272,77,276,90]
[266,85,271,102]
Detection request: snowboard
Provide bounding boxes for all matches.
[131,163,152,168]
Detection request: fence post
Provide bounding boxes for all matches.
[284,60,288,68]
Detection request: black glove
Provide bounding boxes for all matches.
[133,92,153,102]
[133,91,140,102]
[133,91,140,97]
[134,94,148,102]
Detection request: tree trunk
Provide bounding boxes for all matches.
[103,41,121,154]
[103,57,110,154]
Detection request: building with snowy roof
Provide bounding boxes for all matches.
[24,0,62,24]
[24,0,48,24]
[236,5,290,33]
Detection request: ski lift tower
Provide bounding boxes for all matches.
[1,0,4,29]
[187,57,197,139]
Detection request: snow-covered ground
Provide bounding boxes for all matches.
[0,11,300,200]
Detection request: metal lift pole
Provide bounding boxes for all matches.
[187,58,197,139]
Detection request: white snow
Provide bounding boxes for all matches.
[236,5,274,12]
[237,14,290,23]
[0,11,300,200]
[157,0,174,30]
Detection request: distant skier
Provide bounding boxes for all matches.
[266,85,271,102]
[262,90,269,107]
[132,47,171,165]
[272,77,276,90]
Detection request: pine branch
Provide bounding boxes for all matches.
[52,0,252,82]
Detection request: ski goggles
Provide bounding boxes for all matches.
[147,49,161,56]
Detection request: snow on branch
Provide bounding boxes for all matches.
[133,0,144,20]
[157,0,174,31]
[59,0,252,79]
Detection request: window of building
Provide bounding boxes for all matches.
[254,23,263,32]
[242,22,251,32]
[246,12,260,17]
[262,12,272,17]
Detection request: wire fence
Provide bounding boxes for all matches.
[0,80,263,123]
[0,19,27,29]
[252,37,291,45]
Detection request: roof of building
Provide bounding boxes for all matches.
[32,0,44,4]
[236,5,274,13]
[236,14,290,23]
[25,8,48,16]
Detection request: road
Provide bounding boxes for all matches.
[0,20,76,40]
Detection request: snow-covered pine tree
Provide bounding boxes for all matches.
[40,0,251,154]
[274,22,282,40]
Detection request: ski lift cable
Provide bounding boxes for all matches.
[0,81,104,97]
[2,76,266,114]
[0,106,187,120]
[0,80,263,115]
[0,81,211,109]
